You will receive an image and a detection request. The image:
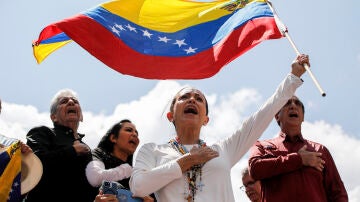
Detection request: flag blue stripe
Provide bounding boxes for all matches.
[0,151,10,175]
[40,32,71,44]
[82,2,273,56]
[8,173,21,202]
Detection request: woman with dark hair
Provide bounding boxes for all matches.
[86,119,154,202]
[130,54,309,202]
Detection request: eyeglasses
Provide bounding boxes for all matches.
[240,180,257,191]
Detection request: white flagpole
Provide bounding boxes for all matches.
[266,0,326,97]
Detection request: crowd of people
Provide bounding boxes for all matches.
[1,54,348,202]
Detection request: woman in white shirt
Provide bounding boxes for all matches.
[130,54,309,202]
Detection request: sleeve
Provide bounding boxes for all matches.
[322,147,348,202]
[219,73,303,166]
[85,160,133,187]
[130,143,183,197]
[248,141,303,180]
[26,126,77,163]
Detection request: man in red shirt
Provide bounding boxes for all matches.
[249,96,348,202]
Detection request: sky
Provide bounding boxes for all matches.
[0,0,359,201]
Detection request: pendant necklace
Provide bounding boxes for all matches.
[169,136,206,202]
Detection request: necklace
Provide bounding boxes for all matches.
[169,136,206,202]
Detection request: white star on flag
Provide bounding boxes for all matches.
[110,26,120,35]
[184,46,197,54]
[126,24,137,33]
[158,36,171,43]
[115,24,125,31]
[142,30,153,38]
[174,39,187,47]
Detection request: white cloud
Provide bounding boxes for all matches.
[1,81,359,201]
[0,103,51,142]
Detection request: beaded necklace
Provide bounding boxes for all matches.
[169,136,206,202]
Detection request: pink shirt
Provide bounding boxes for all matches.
[249,132,348,202]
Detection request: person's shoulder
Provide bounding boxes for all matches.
[92,147,108,160]
[254,136,280,148]
[258,136,280,143]
[36,125,51,129]
[30,125,52,131]
[27,125,53,135]
[140,142,161,149]
[138,142,171,153]
[142,141,170,146]
[305,139,327,151]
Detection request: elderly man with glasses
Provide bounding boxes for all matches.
[241,167,261,202]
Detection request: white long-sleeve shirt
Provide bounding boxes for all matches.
[130,74,303,202]
[85,160,133,187]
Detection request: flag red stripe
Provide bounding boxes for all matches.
[56,14,282,79]
[34,25,63,45]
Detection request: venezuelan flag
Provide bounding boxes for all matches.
[0,141,21,202]
[33,0,282,79]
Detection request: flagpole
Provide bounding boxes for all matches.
[266,0,326,97]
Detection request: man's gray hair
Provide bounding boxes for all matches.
[50,89,79,115]
[241,167,250,178]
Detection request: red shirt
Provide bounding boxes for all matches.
[249,132,348,202]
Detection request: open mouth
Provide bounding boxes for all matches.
[67,109,77,114]
[128,139,138,146]
[289,112,298,118]
[184,106,198,114]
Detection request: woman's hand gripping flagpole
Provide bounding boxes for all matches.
[266,0,326,97]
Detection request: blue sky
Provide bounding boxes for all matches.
[1,0,359,201]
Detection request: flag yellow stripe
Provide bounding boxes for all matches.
[33,40,72,64]
[101,0,266,32]
[0,145,21,201]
